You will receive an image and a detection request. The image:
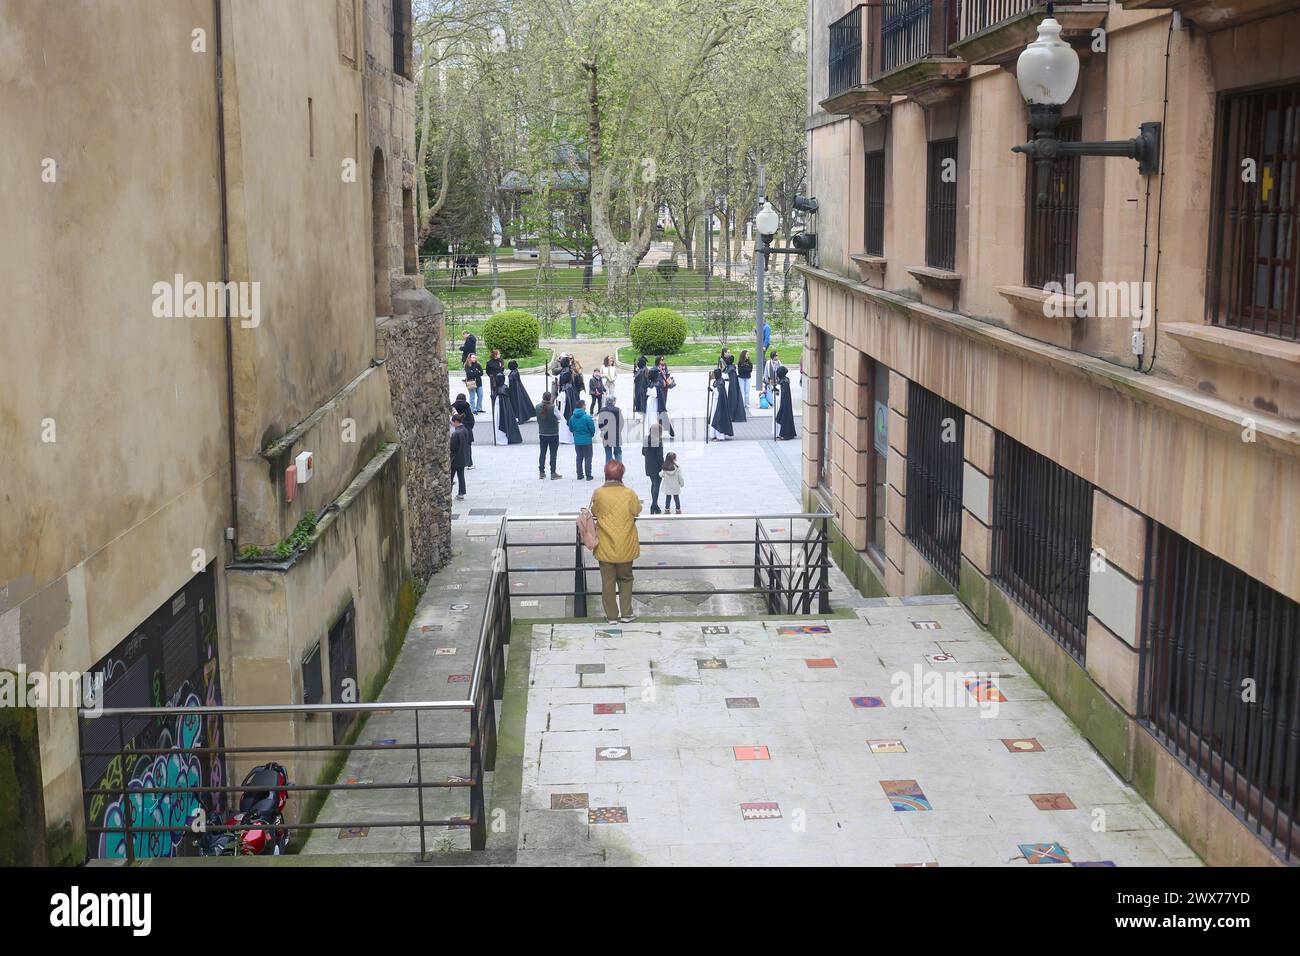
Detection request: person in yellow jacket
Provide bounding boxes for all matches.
[589,459,642,624]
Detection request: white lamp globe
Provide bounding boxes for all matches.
[755,202,781,238]
[1016,18,1080,107]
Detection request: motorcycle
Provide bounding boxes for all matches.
[197,762,291,856]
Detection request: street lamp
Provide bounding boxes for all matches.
[1011,9,1161,204]
[754,198,780,405]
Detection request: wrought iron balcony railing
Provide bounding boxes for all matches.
[878,0,960,77]
[828,5,867,98]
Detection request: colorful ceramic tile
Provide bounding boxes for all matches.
[593,703,625,715]
[725,697,760,709]
[338,826,369,838]
[965,678,1007,703]
[1072,861,1117,867]
[701,625,730,635]
[447,674,470,683]
[420,624,443,632]
[881,779,932,811]
[778,625,831,636]
[576,663,605,674]
[733,745,770,761]
[1002,738,1044,753]
[550,792,589,810]
[1030,793,1077,811]
[741,802,782,821]
[851,696,886,709]
[446,583,462,590]
[912,621,941,630]
[1020,842,1070,864]
[805,657,838,668]
[925,652,957,664]
[596,746,631,761]
[697,658,728,669]
[435,647,457,656]
[588,806,628,824]
[595,629,621,640]
[868,739,907,754]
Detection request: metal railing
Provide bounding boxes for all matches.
[904,382,965,588]
[78,522,513,861]
[959,0,1107,39]
[879,0,960,77]
[828,5,866,98]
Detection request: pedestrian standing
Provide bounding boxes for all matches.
[570,399,597,480]
[601,355,618,396]
[485,348,504,383]
[460,331,477,366]
[738,350,753,409]
[763,349,780,408]
[536,392,562,479]
[452,393,475,468]
[643,424,665,514]
[450,414,470,500]
[589,460,642,625]
[660,452,684,514]
[464,353,485,413]
[598,397,624,463]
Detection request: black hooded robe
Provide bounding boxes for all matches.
[773,366,797,441]
[725,358,747,424]
[632,361,648,416]
[709,369,734,440]
[507,363,536,423]
[452,397,476,466]
[491,373,523,445]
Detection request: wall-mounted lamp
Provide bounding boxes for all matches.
[1011,13,1161,204]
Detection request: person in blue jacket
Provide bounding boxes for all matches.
[569,400,597,481]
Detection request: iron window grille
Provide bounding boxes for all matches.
[1140,523,1299,862]
[991,433,1093,661]
[926,138,959,271]
[829,6,865,99]
[1024,117,1081,289]
[880,0,959,77]
[904,382,964,587]
[1208,82,1300,341]
[866,150,886,257]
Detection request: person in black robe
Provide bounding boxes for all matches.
[724,354,747,424]
[450,415,471,499]
[772,365,797,441]
[452,393,476,468]
[491,371,523,445]
[709,368,733,442]
[507,360,535,423]
[459,332,477,366]
[485,349,504,383]
[632,356,648,419]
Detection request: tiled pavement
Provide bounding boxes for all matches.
[517,605,1201,866]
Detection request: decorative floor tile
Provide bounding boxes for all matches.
[868,739,907,754]
[701,625,730,635]
[741,802,782,821]
[925,652,957,664]
[805,657,838,668]
[697,658,728,669]
[596,746,631,761]
[1030,793,1077,811]
[1002,738,1044,753]
[965,678,1007,703]
[881,779,932,811]
[576,663,605,674]
[595,629,621,640]
[435,647,457,656]
[593,703,625,715]
[420,624,443,633]
[1020,842,1070,864]
[733,745,771,761]
[725,697,760,709]
[1072,861,1117,867]
[338,827,369,839]
[446,583,462,590]
[450,603,470,612]
[912,621,941,630]
[550,792,589,810]
[588,807,628,824]
[851,696,885,709]
[778,625,831,636]
[447,674,470,683]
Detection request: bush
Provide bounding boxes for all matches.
[482,310,540,359]
[629,307,688,355]
[655,259,680,280]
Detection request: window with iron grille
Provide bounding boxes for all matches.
[1209,82,1300,341]
[905,383,963,586]
[866,150,885,256]
[1141,524,1300,862]
[991,434,1093,661]
[302,643,323,706]
[329,604,359,744]
[926,139,958,271]
[828,6,864,99]
[1024,117,1081,289]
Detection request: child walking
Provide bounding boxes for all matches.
[660,452,684,514]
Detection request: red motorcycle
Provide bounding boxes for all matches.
[197,763,291,856]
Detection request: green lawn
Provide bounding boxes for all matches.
[447,346,552,372]
[617,341,803,369]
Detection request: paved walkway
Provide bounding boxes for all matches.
[515,606,1200,866]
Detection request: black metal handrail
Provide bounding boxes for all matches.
[829,5,866,98]
[960,0,1108,40]
[879,0,960,77]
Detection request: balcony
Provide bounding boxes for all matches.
[869,0,968,106]
[950,1,1109,66]
[1120,0,1297,32]
[822,4,892,123]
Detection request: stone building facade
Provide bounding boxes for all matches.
[0,0,447,862]
[802,0,1299,865]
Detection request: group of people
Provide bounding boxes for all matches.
[457,332,538,449]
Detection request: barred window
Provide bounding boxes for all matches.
[1141,524,1300,862]
[926,139,958,271]
[991,434,1093,661]
[1024,117,1081,289]
[905,383,963,586]
[866,150,885,257]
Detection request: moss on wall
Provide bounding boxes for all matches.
[0,695,47,866]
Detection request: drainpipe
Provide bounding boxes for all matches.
[214,0,239,553]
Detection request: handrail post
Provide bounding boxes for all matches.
[414,709,427,859]
[469,703,486,851]
[818,516,832,614]
[118,714,134,863]
[574,527,588,618]
[753,520,761,590]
